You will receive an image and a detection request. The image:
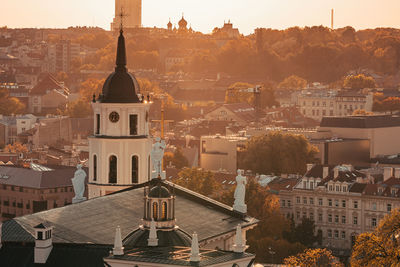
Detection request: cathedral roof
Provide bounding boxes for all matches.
[2,181,257,245]
[100,30,141,104]
[178,16,187,28]
[123,228,192,247]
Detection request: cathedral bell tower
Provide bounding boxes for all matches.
[88,29,152,199]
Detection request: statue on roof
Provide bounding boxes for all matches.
[151,137,166,179]
[233,169,247,213]
[72,164,87,203]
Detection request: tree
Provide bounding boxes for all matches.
[4,142,28,154]
[284,248,342,267]
[278,75,307,90]
[163,148,189,169]
[239,131,318,175]
[284,217,318,247]
[0,88,25,115]
[343,74,376,90]
[352,109,374,115]
[172,168,219,196]
[56,71,68,82]
[65,99,92,118]
[351,208,400,266]
[79,78,105,102]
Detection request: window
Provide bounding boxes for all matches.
[342,216,346,224]
[336,185,340,192]
[328,214,332,223]
[161,202,167,220]
[318,198,323,206]
[152,202,158,220]
[303,211,307,218]
[387,203,392,212]
[288,200,291,207]
[342,200,346,208]
[109,155,117,183]
[328,229,332,238]
[310,212,314,221]
[296,211,300,219]
[353,216,358,225]
[341,231,346,239]
[330,110,334,116]
[129,114,138,135]
[310,182,314,189]
[131,156,138,183]
[354,201,358,209]
[334,230,339,239]
[335,199,339,207]
[296,197,300,204]
[335,215,339,223]
[96,114,100,134]
[328,199,332,207]
[372,202,377,211]
[303,197,307,204]
[282,200,286,207]
[322,110,326,116]
[329,185,333,191]
[318,213,323,222]
[372,218,377,227]
[93,155,97,181]
[309,198,314,205]
[303,181,307,188]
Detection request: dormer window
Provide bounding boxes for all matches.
[392,188,397,196]
[342,186,347,192]
[329,185,333,191]
[378,188,383,194]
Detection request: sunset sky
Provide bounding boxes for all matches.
[3,0,400,34]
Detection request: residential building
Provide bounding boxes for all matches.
[47,40,80,73]
[298,90,373,121]
[279,164,400,256]
[205,103,257,125]
[200,134,247,173]
[0,163,84,222]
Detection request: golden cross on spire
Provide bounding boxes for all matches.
[118,7,129,32]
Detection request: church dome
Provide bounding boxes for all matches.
[123,228,192,248]
[167,20,172,28]
[148,185,171,198]
[178,16,187,29]
[100,30,141,103]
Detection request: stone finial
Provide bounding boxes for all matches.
[233,224,247,253]
[148,218,158,246]
[113,226,124,256]
[190,232,200,262]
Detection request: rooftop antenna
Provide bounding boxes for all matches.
[331,9,334,30]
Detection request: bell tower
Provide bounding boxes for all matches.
[88,29,152,199]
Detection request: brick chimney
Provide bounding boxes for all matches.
[384,167,393,181]
[34,223,53,264]
[323,166,329,178]
[334,167,339,179]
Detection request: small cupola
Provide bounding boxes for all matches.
[34,222,54,264]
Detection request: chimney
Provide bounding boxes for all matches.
[334,167,339,179]
[34,223,53,264]
[306,164,314,172]
[232,224,247,253]
[147,219,158,247]
[384,167,393,181]
[113,226,124,256]
[395,168,400,179]
[323,166,329,178]
[190,232,200,262]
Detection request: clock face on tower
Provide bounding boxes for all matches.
[109,111,120,123]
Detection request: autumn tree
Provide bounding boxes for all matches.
[4,142,28,154]
[239,131,318,175]
[284,248,343,267]
[351,208,400,266]
[65,99,92,118]
[278,75,307,90]
[172,168,219,196]
[79,78,105,102]
[343,74,376,90]
[352,109,374,115]
[163,148,189,169]
[0,88,25,115]
[225,82,254,104]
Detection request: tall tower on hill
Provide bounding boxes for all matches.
[88,29,152,198]
[111,0,142,31]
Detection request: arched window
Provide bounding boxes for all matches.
[132,156,138,183]
[161,202,167,220]
[109,155,117,183]
[152,202,158,220]
[93,155,97,181]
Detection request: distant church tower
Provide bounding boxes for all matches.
[111,0,142,31]
[88,29,152,199]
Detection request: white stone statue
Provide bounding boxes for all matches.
[151,137,166,179]
[71,164,87,203]
[233,169,247,213]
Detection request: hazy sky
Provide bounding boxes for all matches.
[3,0,400,34]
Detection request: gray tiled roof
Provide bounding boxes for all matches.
[2,181,258,245]
[320,115,400,128]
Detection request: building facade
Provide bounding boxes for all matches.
[47,40,80,73]
[279,164,400,256]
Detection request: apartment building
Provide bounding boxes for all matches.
[279,164,400,256]
[298,90,373,121]
[47,40,80,73]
